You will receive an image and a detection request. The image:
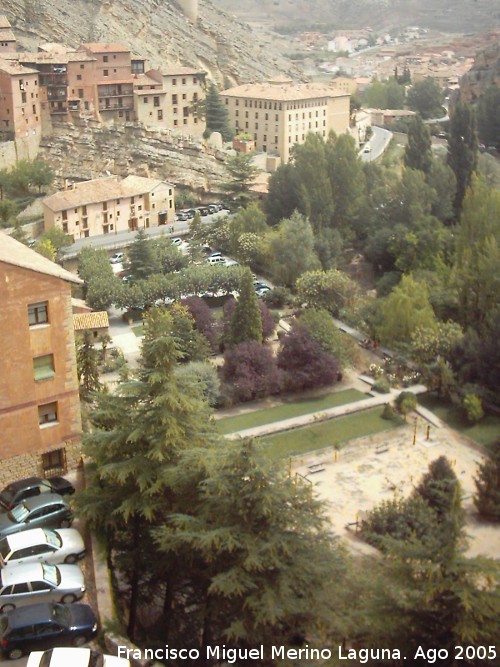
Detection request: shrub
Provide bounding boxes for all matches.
[223,341,282,402]
[463,393,484,424]
[382,403,396,420]
[395,390,417,420]
[263,286,293,308]
[373,377,391,394]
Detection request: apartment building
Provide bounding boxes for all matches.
[134,66,206,136]
[43,175,175,240]
[0,232,82,487]
[0,60,40,140]
[0,15,16,53]
[78,43,135,122]
[221,77,350,162]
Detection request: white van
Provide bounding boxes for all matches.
[206,256,226,265]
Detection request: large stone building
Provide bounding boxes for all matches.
[0,233,82,487]
[0,15,16,53]
[0,59,41,157]
[43,175,175,239]
[221,77,350,162]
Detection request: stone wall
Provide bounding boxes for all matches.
[0,438,82,488]
[0,133,41,169]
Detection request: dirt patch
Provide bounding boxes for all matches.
[293,423,500,559]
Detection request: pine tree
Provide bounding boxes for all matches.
[229,268,262,344]
[447,101,478,216]
[154,438,348,650]
[76,331,102,400]
[474,439,500,521]
[128,228,155,280]
[204,82,234,141]
[221,153,260,209]
[76,308,217,639]
[404,114,433,174]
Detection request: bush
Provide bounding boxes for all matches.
[175,361,221,407]
[395,390,417,420]
[463,393,484,424]
[223,341,282,403]
[382,403,396,420]
[373,377,391,394]
[263,286,293,308]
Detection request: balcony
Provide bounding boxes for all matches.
[99,103,134,112]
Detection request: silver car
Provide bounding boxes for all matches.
[0,528,85,568]
[0,495,72,539]
[0,562,85,612]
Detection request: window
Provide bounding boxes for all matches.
[103,55,109,62]
[172,78,177,86]
[78,89,83,99]
[38,403,57,426]
[103,69,109,77]
[172,94,178,105]
[157,109,163,120]
[76,74,82,81]
[28,302,48,326]
[153,96,160,107]
[42,448,65,472]
[182,78,186,85]
[80,64,84,69]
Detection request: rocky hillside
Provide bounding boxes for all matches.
[39,120,228,194]
[213,0,500,33]
[459,42,500,103]
[2,0,301,86]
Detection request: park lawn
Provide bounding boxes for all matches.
[131,323,144,337]
[420,394,500,451]
[259,407,404,461]
[216,389,367,435]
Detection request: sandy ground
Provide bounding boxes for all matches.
[293,422,500,559]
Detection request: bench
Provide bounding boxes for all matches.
[308,463,326,474]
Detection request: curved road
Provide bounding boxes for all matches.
[359,126,392,162]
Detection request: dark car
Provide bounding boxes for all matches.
[0,478,75,512]
[0,602,97,660]
[0,495,72,540]
[184,209,196,219]
[197,206,209,216]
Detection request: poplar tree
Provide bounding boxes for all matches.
[447,101,478,216]
[229,268,262,345]
[404,114,433,174]
[76,331,102,400]
[204,82,234,141]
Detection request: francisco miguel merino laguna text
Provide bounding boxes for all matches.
[118,644,404,663]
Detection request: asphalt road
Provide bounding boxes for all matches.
[59,210,230,260]
[359,126,393,162]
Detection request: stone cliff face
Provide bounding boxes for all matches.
[40,120,228,194]
[3,0,301,85]
[459,42,500,104]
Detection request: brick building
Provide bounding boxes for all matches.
[0,59,40,143]
[0,232,82,488]
[0,16,16,53]
[43,175,175,239]
[221,77,350,162]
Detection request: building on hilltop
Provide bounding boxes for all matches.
[134,66,206,136]
[0,232,83,487]
[0,59,41,157]
[42,175,175,240]
[0,15,16,53]
[221,77,350,162]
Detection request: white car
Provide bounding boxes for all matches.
[363,144,372,153]
[109,252,124,264]
[0,528,85,568]
[27,647,130,667]
[0,563,85,611]
[171,237,183,246]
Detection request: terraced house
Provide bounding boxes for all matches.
[0,233,82,487]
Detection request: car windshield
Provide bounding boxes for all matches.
[42,563,60,587]
[0,538,10,560]
[0,486,15,504]
[52,603,71,626]
[44,530,62,549]
[9,503,29,523]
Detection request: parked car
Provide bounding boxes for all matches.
[27,647,130,667]
[175,211,189,221]
[0,528,85,568]
[208,251,223,259]
[0,563,85,612]
[171,237,183,246]
[0,495,72,540]
[0,602,98,660]
[197,206,209,216]
[207,204,221,214]
[184,209,196,219]
[206,256,226,265]
[256,286,271,298]
[363,145,371,153]
[109,253,124,264]
[0,478,75,512]
[120,274,135,283]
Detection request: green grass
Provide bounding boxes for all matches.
[420,394,500,450]
[260,407,404,461]
[131,323,144,337]
[217,389,367,435]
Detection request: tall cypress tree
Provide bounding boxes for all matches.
[230,267,262,344]
[128,228,155,280]
[204,82,234,141]
[447,101,478,216]
[76,331,102,400]
[404,114,433,174]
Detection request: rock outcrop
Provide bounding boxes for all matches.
[459,42,500,104]
[40,120,229,193]
[2,0,301,85]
